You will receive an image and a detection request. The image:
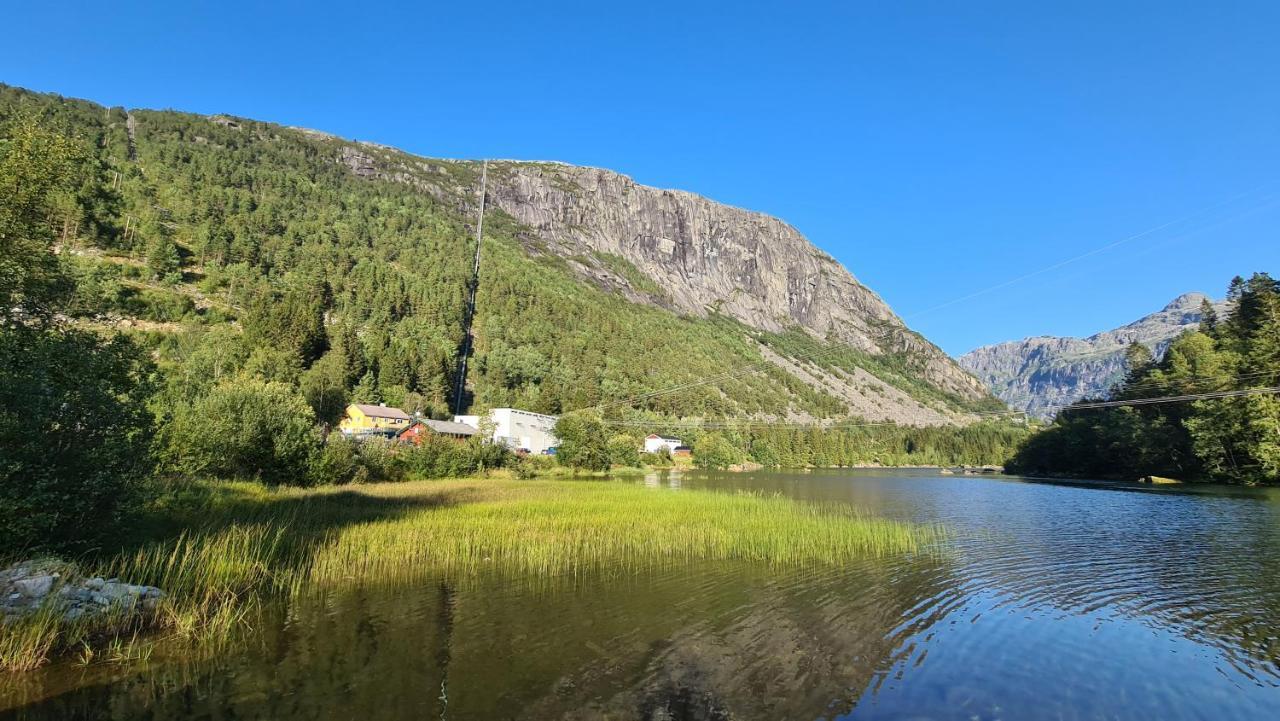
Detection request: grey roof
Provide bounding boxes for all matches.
[421,419,478,436]
[352,404,411,420]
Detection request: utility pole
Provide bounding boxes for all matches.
[453,160,487,416]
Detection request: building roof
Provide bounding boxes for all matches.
[351,403,411,420]
[420,419,478,436]
[646,434,682,442]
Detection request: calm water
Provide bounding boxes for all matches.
[4,470,1280,720]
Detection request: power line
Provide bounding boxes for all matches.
[590,385,1280,432]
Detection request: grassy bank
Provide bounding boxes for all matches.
[2,478,944,672]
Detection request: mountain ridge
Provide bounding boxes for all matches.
[3,82,997,426]
[958,292,1229,418]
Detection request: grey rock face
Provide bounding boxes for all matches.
[958,293,1229,418]
[483,162,988,403]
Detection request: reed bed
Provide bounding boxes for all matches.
[2,479,944,671]
[306,481,944,584]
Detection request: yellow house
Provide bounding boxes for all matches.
[339,403,412,435]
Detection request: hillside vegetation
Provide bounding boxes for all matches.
[0,84,1027,555]
[1,84,999,426]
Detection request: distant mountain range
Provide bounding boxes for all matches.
[957,293,1229,418]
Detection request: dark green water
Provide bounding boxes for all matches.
[4,470,1280,720]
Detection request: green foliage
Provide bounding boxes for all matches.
[607,434,641,467]
[145,235,180,282]
[398,435,511,479]
[513,453,559,478]
[310,433,361,485]
[553,415,611,471]
[1008,273,1280,484]
[0,112,155,551]
[1,84,996,430]
[639,447,674,467]
[167,379,319,484]
[692,432,742,469]
[299,350,349,425]
[621,421,1027,469]
[0,113,83,326]
[0,328,156,551]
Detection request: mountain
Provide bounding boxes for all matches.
[2,83,998,426]
[958,293,1229,418]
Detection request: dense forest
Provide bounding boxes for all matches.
[0,85,1029,551]
[1008,273,1280,484]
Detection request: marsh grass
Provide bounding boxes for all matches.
[2,478,944,672]
[306,481,945,585]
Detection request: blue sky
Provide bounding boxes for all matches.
[4,1,1277,354]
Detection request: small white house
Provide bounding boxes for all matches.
[644,435,683,454]
[453,408,560,454]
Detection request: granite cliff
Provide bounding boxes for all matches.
[481,162,989,405]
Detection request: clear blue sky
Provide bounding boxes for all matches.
[4,1,1277,354]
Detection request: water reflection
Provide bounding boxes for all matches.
[4,471,1280,720]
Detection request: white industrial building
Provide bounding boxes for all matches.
[454,408,560,454]
[644,435,683,454]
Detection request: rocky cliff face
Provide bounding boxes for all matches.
[483,162,988,403]
[958,293,1228,418]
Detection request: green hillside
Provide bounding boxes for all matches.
[0,84,997,425]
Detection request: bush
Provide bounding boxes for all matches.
[693,432,741,470]
[310,433,360,485]
[0,328,155,551]
[399,436,511,479]
[639,449,673,467]
[607,434,640,467]
[354,437,403,482]
[514,454,558,479]
[167,379,318,484]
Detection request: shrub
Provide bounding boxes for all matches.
[607,434,640,467]
[310,434,360,485]
[354,437,402,482]
[639,449,673,468]
[168,379,318,484]
[692,432,742,470]
[399,436,511,479]
[514,454,558,479]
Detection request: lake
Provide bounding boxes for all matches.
[3,470,1279,720]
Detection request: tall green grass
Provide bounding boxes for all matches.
[1,479,944,672]
[306,481,943,583]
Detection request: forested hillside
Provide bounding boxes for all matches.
[0,84,999,426]
[1008,273,1280,484]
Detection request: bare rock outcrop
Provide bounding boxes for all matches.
[483,162,988,403]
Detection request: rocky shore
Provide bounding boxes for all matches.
[1,559,164,624]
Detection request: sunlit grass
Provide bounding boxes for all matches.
[1,478,944,671]
[307,481,943,583]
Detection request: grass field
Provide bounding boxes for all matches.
[2,478,945,672]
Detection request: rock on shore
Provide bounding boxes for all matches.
[0,559,164,624]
